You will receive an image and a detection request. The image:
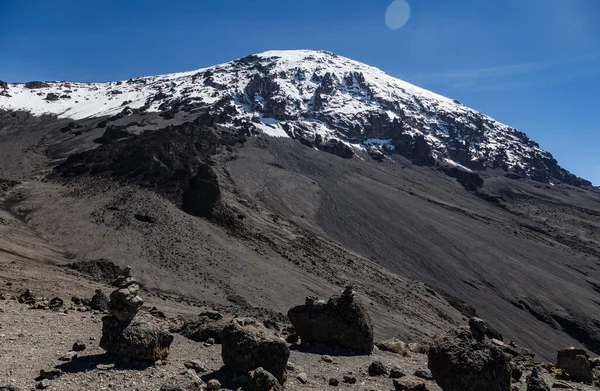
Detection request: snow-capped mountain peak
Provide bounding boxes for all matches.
[0,49,590,187]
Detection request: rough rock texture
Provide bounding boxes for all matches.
[180,315,228,343]
[526,367,550,391]
[107,267,143,322]
[99,316,173,361]
[247,367,284,391]
[427,327,512,391]
[287,287,374,354]
[393,377,427,391]
[469,317,503,341]
[556,347,593,383]
[90,289,109,311]
[221,318,289,384]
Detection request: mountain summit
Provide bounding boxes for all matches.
[0,49,591,187]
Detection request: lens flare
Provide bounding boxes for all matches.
[385,0,411,30]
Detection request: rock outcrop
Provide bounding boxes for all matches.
[221,318,289,384]
[287,286,374,354]
[427,327,512,391]
[556,347,593,383]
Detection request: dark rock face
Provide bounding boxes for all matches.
[556,347,593,383]
[180,314,228,343]
[44,93,59,101]
[247,367,284,391]
[526,367,550,391]
[24,81,49,89]
[52,120,240,221]
[428,327,512,391]
[181,165,221,218]
[469,317,503,341]
[0,80,8,89]
[368,361,388,376]
[90,289,109,311]
[100,316,173,361]
[287,288,374,354]
[440,166,484,191]
[221,318,289,384]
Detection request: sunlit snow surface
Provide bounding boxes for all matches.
[0,49,548,171]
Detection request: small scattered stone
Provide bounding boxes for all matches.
[296,372,308,384]
[96,363,115,370]
[368,361,388,376]
[58,351,78,362]
[342,376,356,384]
[248,367,283,391]
[551,380,574,388]
[414,369,433,380]
[207,379,221,390]
[72,340,86,352]
[184,360,205,373]
[39,368,62,380]
[36,380,50,390]
[389,366,406,379]
[393,377,427,391]
[321,355,333,363]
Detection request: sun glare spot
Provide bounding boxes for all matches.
[385,0,411,30]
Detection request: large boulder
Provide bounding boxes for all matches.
[287,286,374,354]
[180,314,228,343]
[100,316,173,361]
[427,327,512,391]
[556,347,593,383]
[221,318,289,384]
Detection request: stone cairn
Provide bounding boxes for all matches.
[100,266,173,362]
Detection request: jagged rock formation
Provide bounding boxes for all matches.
[221,318,289,384]
[288,286,374,354]
[0,50,591,187]
[427,327,512,391]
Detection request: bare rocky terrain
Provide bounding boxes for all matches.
[1,50,600,390]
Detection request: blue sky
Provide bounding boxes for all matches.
[1,0,599,184]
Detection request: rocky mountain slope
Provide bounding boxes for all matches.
[0,50,591,187]
[0,50,599,366]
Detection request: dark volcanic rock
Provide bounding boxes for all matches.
[526,367,549,391]
[247,367,284,391]
[66,259,124,283]
[100,316,173,361]
[180,314,228,343]
[24,81,49,89]
[556,347,593,383]
[181,165,221,218]
[90,289,109,311]
[427,327,511,391]
[368,360,388,376]
[0,80,8,89]
[287,287,374,354]
[469,317,503,341]
[44,93,59,101]
[221,318,289,384]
